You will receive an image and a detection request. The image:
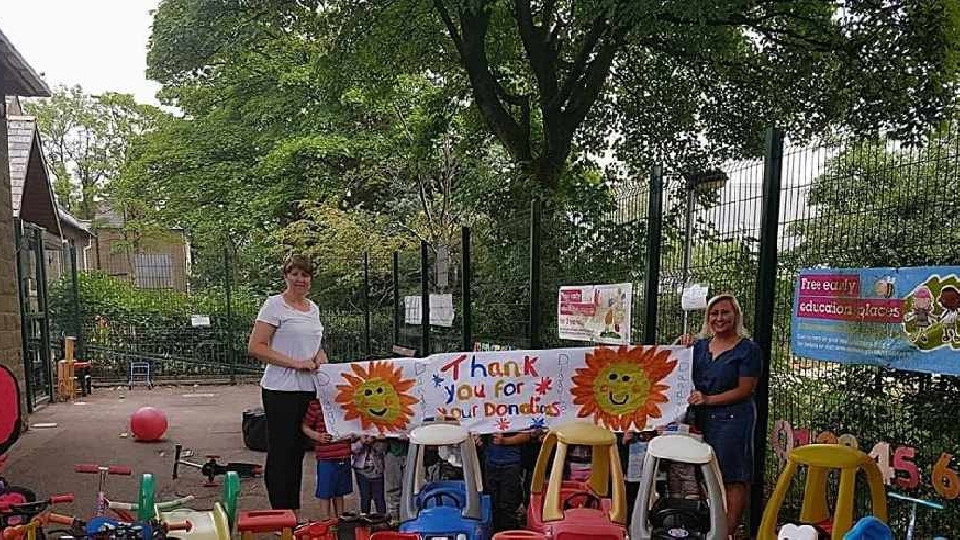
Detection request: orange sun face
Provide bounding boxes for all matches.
[335,361,418,433]
[571,346,677,431]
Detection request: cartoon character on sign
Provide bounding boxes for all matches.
[570,345,677,431]
[904,286,934,343]
[938,285,960,343]
[873,276,895,298]
[335,361,418,433]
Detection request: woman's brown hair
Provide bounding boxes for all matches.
[282,253,315,277]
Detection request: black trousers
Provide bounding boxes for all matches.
[262,388,315,510]
[484,463,522,532]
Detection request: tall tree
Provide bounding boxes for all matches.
[147,0,960,193]
[26,85,166,220]
[354,0,960,186]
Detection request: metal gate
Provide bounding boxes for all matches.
[15,220,53,410]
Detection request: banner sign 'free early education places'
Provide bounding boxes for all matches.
[791,266,960,375]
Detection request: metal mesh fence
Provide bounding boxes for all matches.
[34,122,960,535]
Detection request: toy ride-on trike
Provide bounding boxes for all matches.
[398,420,492,540]
[629,434,726,540]
[125,471,239,540]
[173,444,262,487]
[0,493,74,540]
[759,444,888,540]
[526,421,627,540]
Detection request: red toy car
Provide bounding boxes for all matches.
[526,422,627,540]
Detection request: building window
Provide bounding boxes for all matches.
[134,253,174,289]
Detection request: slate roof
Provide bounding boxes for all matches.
[0,27,49,97]
[7,115,61,237]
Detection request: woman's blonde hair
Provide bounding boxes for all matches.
[698,293,750,339]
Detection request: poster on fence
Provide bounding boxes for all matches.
[791,266,960,375]
[558,283,632,344]
[314,345,692,437]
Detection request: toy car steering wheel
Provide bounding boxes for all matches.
[417,488,464,510]
[650,508,703,532]
[562,491,602,510]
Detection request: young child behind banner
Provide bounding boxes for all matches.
[479,431,531,532]
[352,435,388,514]
[303,399,354,519]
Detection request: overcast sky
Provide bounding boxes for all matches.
[3,0,162,105]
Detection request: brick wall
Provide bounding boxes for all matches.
[0,100,27,428]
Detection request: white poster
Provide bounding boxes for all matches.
[314,345,692,437]
[558,283,632,344]
[404,294,455,327]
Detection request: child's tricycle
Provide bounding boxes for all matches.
[526,421,627,540]
[629,434,726,540]
[759,444,888,540]
[124,471,238,540]
[398,420,492,540]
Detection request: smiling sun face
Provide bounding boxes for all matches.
[336,361,418,433]
[571,346,677,431]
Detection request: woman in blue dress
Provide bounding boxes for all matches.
[681,293,761,535]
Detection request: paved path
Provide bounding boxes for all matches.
[3,384,356,524]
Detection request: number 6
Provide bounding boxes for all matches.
[932,453,960,499]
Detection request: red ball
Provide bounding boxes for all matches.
[130,407,168,442]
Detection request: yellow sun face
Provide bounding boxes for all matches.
[571,346,677,431]
[353,378,403,422]
[336,361,418,433]
[594,363,652,415]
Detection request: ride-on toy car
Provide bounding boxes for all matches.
[759,444,888,540]
[398,420,492,540]
[527,421,627,540]
[630,434,726,540]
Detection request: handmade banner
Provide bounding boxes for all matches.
[791,266,960,375]
[558,284,632,344]
[314,345,692,437]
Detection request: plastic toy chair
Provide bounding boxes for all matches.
[760,444,888,540]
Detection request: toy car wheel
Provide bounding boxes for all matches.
[138,473,156,522]
[222,471,240,527]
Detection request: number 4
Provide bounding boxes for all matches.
[868,442,894,485]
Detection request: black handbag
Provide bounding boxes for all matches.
[241,407,268,452]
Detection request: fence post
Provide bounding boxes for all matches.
[420,241,430,356]
[643,165,664,344]
[69,242,83,356]
[393,251,400,347]
[363,252,371,359]
[750,127,785,535]
[461,227,472,352]
[529,199,542,349]
[224,247,235,384]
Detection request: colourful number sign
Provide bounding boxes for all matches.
[770,420,960,497]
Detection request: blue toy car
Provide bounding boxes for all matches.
[398,421,492,540]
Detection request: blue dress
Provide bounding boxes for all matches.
[692,338,762,483]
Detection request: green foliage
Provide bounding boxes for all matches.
[25,85,167,220]
[48,271,257,332]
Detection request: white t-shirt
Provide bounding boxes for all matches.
[256,294,323,392]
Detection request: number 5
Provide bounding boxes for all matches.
[893,446,920,490]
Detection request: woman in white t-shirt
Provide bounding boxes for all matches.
[248,254,328,513]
